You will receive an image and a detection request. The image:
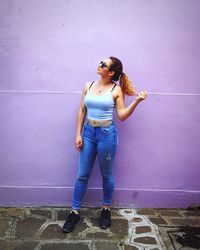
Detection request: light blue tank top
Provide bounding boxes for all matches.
[84,81,117,121]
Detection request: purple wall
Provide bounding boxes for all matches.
[0,0,200,208]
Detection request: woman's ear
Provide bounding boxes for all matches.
[109,70,115,78]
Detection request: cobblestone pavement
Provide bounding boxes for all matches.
[0,206,200,250]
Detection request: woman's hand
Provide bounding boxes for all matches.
[136,90,148,102]
[75,135,83,151]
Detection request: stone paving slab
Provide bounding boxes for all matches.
[157,226,200,250]
[0,206,200,250]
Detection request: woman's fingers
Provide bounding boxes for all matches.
[75,140,83,151]
[136,90,148,101]
[141,90,147,95]
[140,90,147,96]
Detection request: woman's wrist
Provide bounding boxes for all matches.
[135,98,141,104]
[76,131,81,137]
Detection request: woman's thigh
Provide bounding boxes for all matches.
[96,124,118,176]
[77,125,97,178]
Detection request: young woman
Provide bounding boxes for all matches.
[63,56,148,233]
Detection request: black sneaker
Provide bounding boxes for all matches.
[63,210,80,233]
[99,208,111,229]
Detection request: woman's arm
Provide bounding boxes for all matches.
[75,82,90,151]
[76,106,86,137]
[115,87,148,121]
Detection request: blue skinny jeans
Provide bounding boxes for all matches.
[72,121,118,210]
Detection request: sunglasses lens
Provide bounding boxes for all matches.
[100,61,104,67]
[99,61,107,68]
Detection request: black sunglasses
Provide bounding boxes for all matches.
[99,61,110,70]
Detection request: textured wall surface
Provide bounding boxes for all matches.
[0,0,200,208]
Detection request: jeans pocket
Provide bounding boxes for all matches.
[101,125,115,133]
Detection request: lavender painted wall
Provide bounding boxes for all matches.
[0,0,200,208]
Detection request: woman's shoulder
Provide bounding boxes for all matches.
[112,84,123,100]
[83,81,95,94]
[113,84,122,94]
[114,84,121,90]
[85,81,95,87]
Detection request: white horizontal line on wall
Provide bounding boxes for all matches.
[0,90,82,94]
[148,92,200,96]
[0,90,200,96]
[1,185,200,193]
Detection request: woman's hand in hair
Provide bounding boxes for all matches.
[75,135,83,151]
[136,90,148,102]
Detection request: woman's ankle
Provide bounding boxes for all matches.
[102,205,111,210]
[71,209,79,214]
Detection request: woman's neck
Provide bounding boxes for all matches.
[98,77,114,86]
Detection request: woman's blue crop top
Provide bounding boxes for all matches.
[84,81,117,121]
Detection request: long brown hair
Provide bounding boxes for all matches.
[109,56,136,96]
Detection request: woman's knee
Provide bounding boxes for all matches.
[102,175,114,182]
[77,175,89,182]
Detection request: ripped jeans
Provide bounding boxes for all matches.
[72,121,118,210]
